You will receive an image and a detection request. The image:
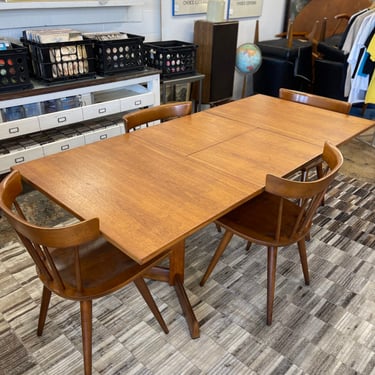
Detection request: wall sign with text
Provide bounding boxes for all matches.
[227,0,263,19]
[172,0,209,16]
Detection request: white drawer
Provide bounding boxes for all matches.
[84,124,123,144]
[0,117,40,140]
[43,134,85,156]
[38,107,83,130]
[82,99,121,121]
[0,145,44,174]
[120,91,154,111]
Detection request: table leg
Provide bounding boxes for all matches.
[145,241,200,338]
[169,240,200,339]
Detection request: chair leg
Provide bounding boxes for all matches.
[133,277,169,334]
[266,246,278,326]
[37,286,51,336]
[215,222,222,232]
[200,230,233,286]
[297,239,310,285]
[246,241,252,251]
[80,300,92,375]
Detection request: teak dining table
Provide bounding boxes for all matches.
[12,94,375,339]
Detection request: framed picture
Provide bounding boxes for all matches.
[227,0,264,19]
[172,0,208,16]
[283,0,311,31]
[164,83,191,102]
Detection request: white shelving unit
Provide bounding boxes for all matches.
[0,1,142,9]
[0,69,160,174]
[0,1,144,31]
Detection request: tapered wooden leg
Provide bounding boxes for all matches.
[267,246,278,326]
[215,222,222,232]
[134,277,169,334]
[174,274,200,338]
[37,286,51,336]
[80,300,92,375]
[200,230,233,286]
[297,239,310,285]
[246,241,252,251]
[169,241,200,338]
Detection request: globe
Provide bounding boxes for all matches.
[235,43,262,74]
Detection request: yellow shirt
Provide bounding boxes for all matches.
[365,34,375,103]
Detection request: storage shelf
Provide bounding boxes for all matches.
[0,1,142,10]
[0,69,160,174]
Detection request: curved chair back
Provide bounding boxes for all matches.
[264,141,343,242]
[279,88,351,114]
[123,101,193,133]
[0,170,102,295]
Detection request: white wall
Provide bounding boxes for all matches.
[160,0,287,98]
[0,0,286,99]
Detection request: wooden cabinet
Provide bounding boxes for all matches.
[0,70,160,174]
[193,20,238,104]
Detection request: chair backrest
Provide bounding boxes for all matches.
[274,19,320,48]
[0,170,100,295]
[279,88,351,114]
[123,101,193,133]
[265,141,343,241]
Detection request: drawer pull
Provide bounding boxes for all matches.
[98,108,107,114]
[58,116,67,123]
[9,127,20,134]
[14,157,25,164]
[134,100,142,106]
[61,144,70,151]
[100,134,108,140]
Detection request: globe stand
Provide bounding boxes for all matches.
[241,72,254,98]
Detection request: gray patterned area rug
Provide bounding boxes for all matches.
[0,174,374,375]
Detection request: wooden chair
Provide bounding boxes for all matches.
[275,19,321,49]
[0,171,169,375]
[200,142,343,325]
[123,101,193,133]
[279,88,351,183]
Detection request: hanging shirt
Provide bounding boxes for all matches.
[365,33,375,103]
[345,12,375,101]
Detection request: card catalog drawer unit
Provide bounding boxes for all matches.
[0,145,44,174]
[82,99,121,121]
[42,135,85,156]
[0,117,40,140]
[38,107,83,130]
[120,91,154,111]
[84,124,123,144]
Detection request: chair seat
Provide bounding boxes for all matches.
[42,238,168,300]
[217,192,304,247]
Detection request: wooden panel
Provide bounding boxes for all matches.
[290,0,371,38]
[194,20,238,104]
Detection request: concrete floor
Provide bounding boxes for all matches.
[339,128,375,183]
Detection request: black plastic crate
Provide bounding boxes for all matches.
[143,40,197,78]
[0,43,32,92]
[23,39,95,83]
[85,33,145,75]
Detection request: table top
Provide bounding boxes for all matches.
[14,134,259,264]
[206,95,374,147]
[129,111,255,156]
[13,94,375,265]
